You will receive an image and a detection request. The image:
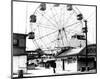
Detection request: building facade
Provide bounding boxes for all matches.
[13,33,27,74]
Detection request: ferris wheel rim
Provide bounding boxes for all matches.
[29,3,85,51]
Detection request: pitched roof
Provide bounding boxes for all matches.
[55,44,96,58]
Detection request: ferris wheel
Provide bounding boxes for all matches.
[27,3,87,53]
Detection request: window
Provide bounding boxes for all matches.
[13,39,19,46]
[19,39,25,47]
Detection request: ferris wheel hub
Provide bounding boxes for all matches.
[58,27,65,32]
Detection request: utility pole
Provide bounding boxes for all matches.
[84,20,88,70]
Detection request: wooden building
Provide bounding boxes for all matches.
[13,33,27,74]
[77,44,96,71]
[55,44,96,72]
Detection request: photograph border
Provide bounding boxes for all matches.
[11,0,97,78]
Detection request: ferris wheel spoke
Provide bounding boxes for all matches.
[62,5,68,28]
[37,24,56,43]
[44,13,59,27]
[86,11,95,21]
[34,39,40,48]
[36,10,57,28]
[59,6,63,28]
[37,22,55,51]
[62,6,66,27]
[50,7,59,27]
[63,11,75,27]
[64,22,81,29]
[35,13,56,30]
[65,29,81,35]
[36,22,56,27]
[53,6,60,27]
[36,23,56,30]
[75,7,81,14]
[32,40,38,49]
[63,29,70,46]
[39,25,56,30]
[35,30,58,40]
[37,25,47,49]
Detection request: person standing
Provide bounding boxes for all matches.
[52,61,56,73]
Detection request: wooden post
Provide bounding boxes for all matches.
[77,55,78,71]
[62,59,65,71]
